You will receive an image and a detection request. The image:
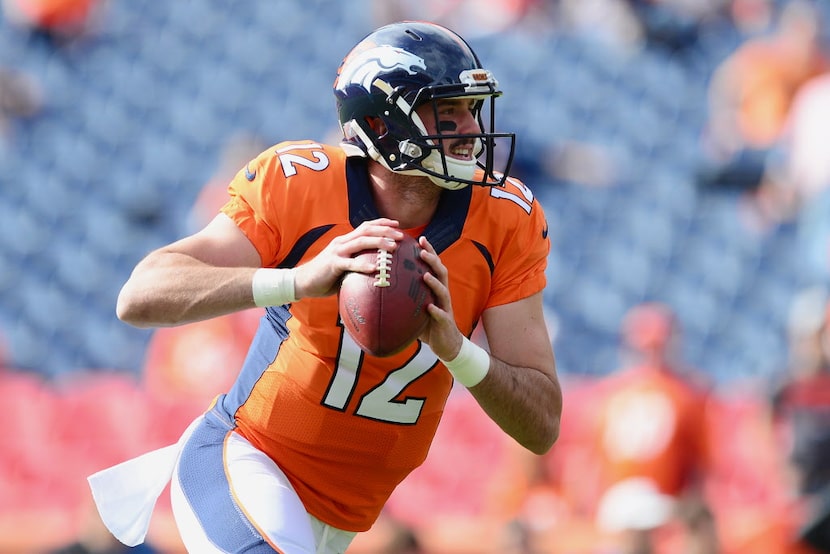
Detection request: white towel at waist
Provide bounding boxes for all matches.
[87,416,202,547]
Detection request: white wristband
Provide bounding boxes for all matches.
[252,268,298,307]
[440,336,490,388]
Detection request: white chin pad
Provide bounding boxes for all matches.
[423,153,476,190]
[421,136,482,189]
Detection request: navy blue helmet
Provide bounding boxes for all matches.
[333,21,515,189]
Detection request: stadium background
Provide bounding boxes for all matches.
[0,0,828,552]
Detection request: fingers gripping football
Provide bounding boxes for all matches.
[295,219,403,298]
[416,235,464,362]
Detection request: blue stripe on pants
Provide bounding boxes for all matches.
[177,409,278,553]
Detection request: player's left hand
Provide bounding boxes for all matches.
[417,236,464,361]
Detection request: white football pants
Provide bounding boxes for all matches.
[171,411,357,554]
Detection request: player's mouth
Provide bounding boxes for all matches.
[448,140,475,160]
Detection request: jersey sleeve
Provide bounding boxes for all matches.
[486,178,550,309]
[220,141,348,268]
[219,142,296,268]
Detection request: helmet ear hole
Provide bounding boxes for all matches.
[366,116,387,136]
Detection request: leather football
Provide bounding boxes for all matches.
[338,234,434,357]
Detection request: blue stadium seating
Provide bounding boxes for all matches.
[0,0,813,386]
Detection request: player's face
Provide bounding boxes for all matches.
[416,98,480,161]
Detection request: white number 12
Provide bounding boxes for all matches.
[322,329,439,424]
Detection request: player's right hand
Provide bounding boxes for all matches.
[293,218,403,298]
[417,235,463,362]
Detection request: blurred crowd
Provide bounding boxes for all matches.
[2,0,830,552]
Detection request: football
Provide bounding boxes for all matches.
[338,234,434,357]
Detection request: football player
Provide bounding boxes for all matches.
[89,21,562,553]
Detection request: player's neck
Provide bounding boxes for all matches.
[368,165,441,229]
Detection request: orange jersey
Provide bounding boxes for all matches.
[216,140,549,531]
[592,365,709,497]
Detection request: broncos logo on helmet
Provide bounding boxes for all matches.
[335,45,427,94]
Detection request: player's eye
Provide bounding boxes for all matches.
[437,98,472,115]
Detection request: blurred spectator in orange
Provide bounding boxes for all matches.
[745,70,830,282]
[770,286,830,553]
[749,71,830,221]
[699,0,829,192]
[1,0,105,42]
[587,302,719,554]
[773,72,830,214]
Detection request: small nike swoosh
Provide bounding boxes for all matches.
[542,226,549,239]
[245,164,256,181]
